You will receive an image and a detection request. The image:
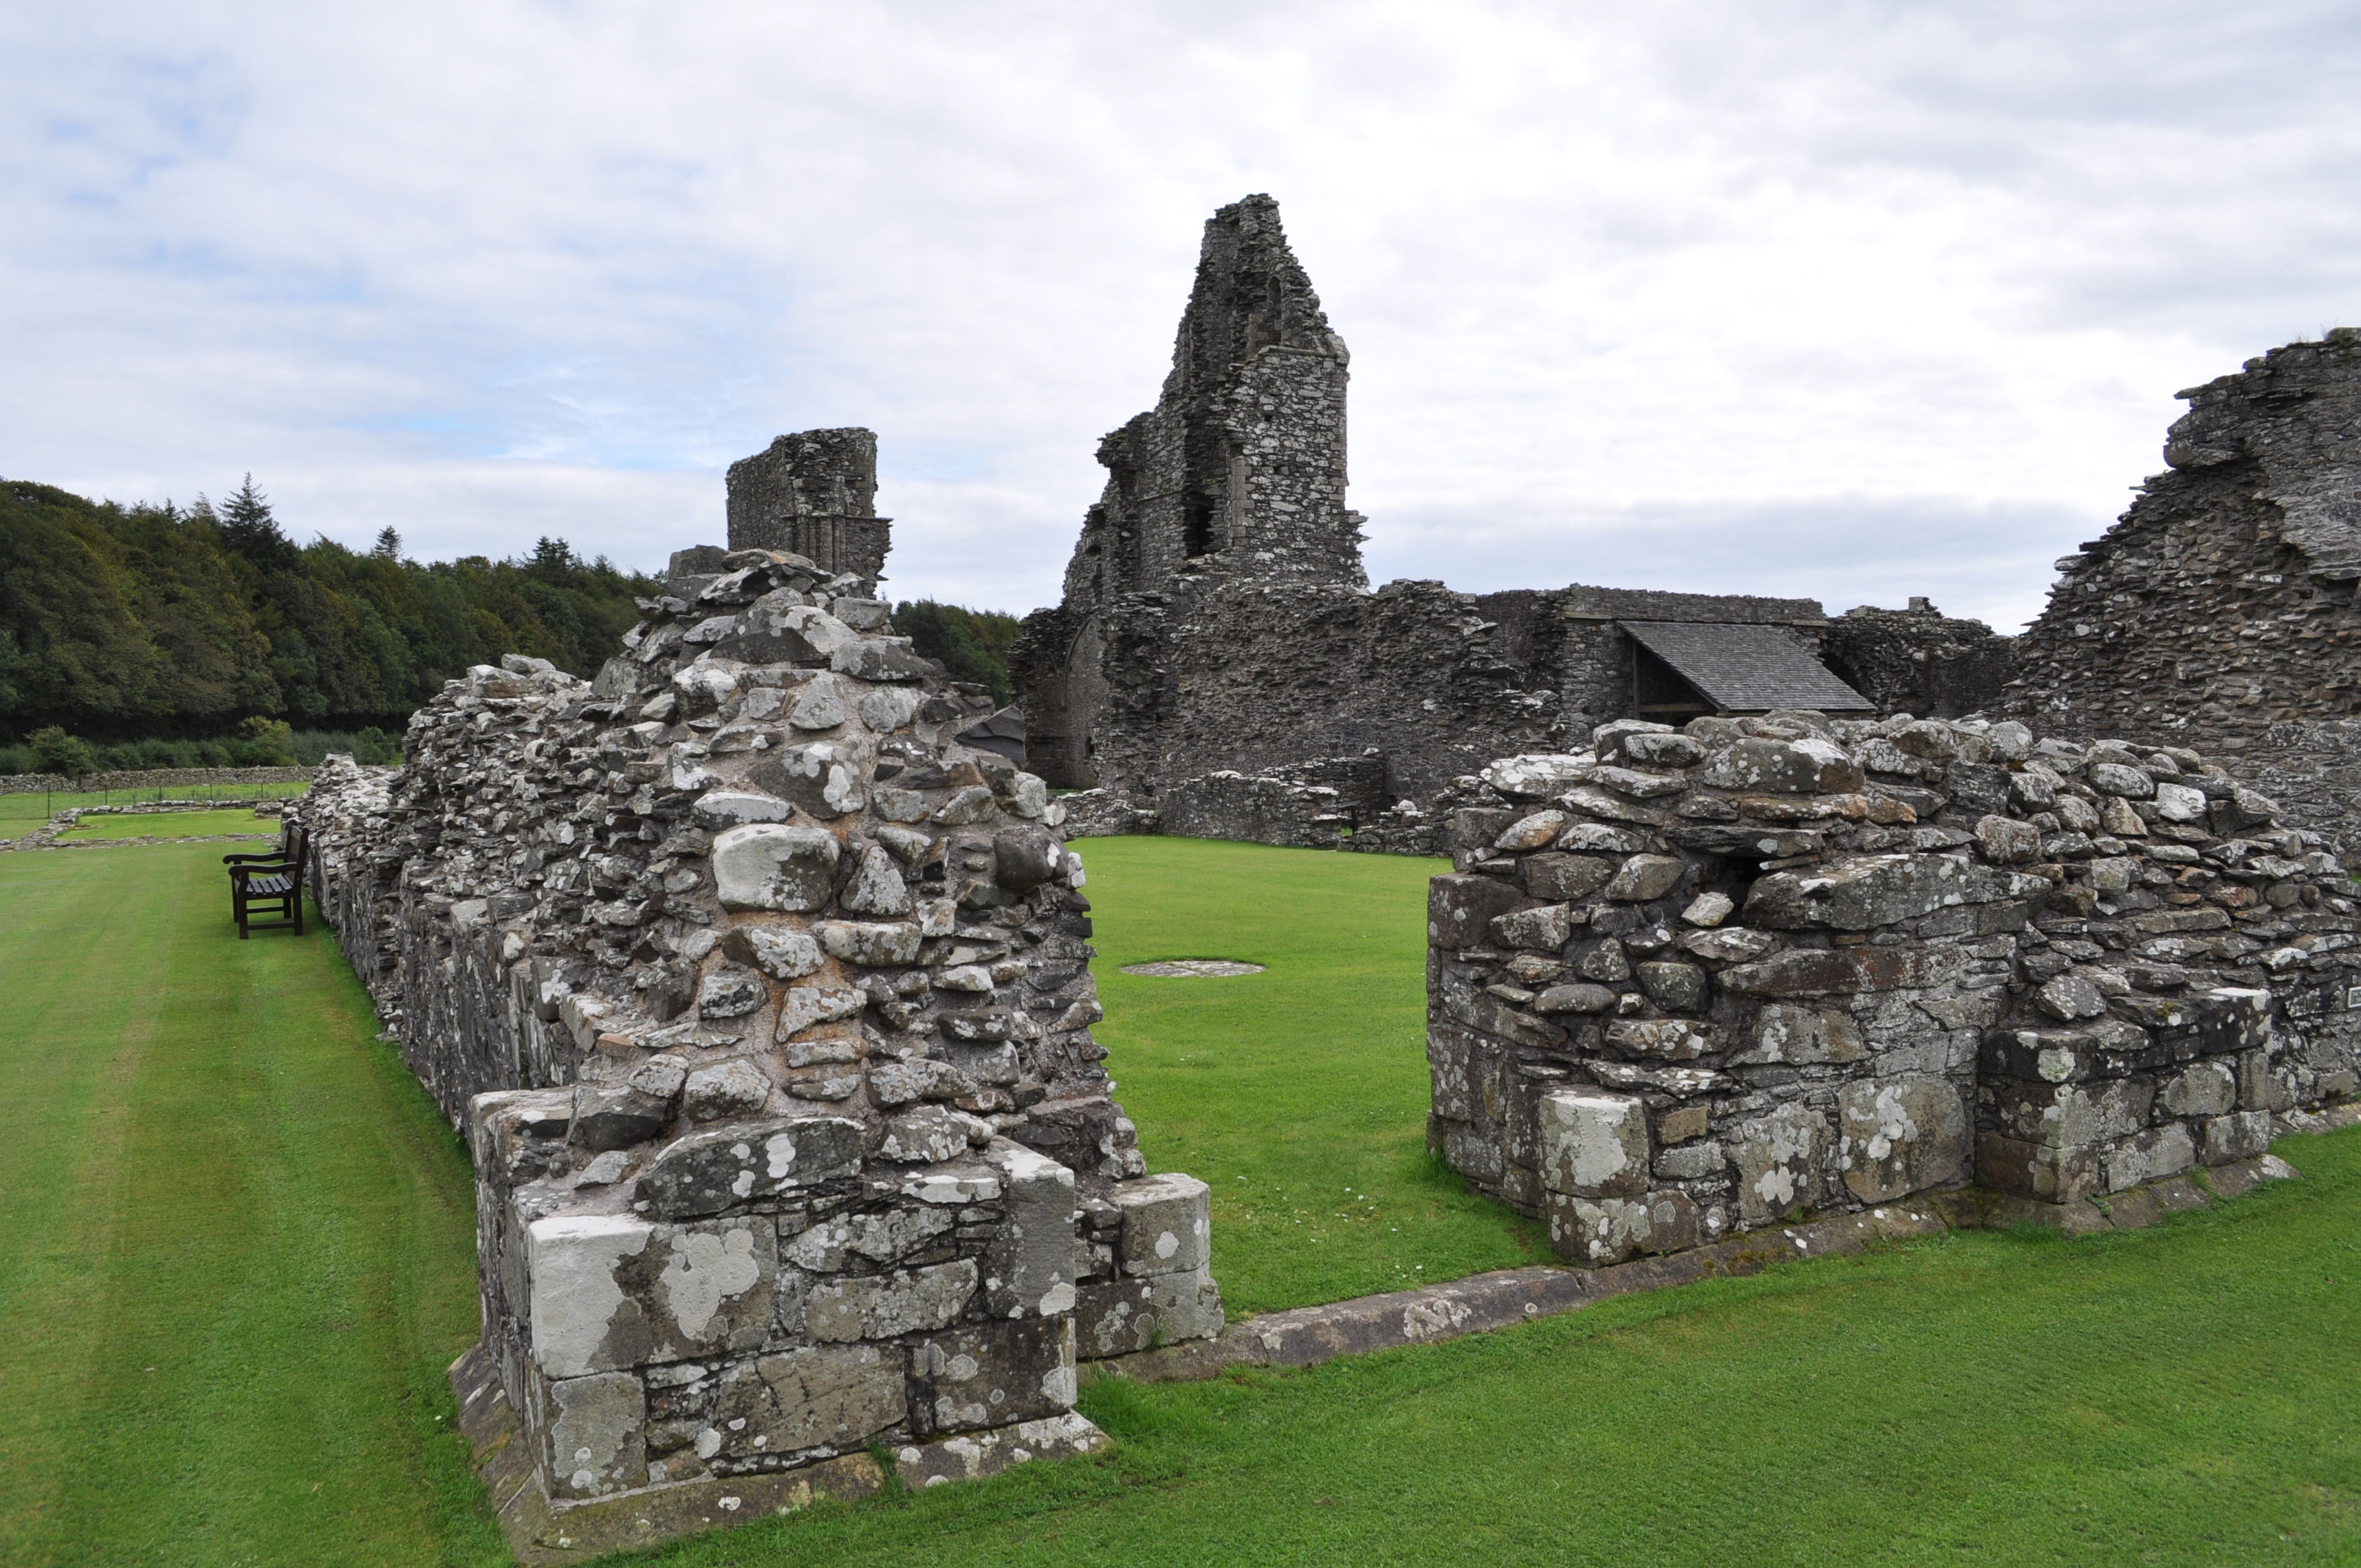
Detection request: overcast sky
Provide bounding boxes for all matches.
[6,1,2359,631]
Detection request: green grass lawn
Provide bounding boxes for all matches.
[1078,835,1547,1314]
[7,830,2359,1567]
[0,838,501,1568]
[54,807,285,841]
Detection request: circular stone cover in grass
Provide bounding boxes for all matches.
[1120,959,1266,978]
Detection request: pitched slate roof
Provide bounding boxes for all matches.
[1620,620,1874,714]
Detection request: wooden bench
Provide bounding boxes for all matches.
[224,820,308,939]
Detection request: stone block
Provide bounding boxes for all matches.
[782,1205,955,1272]
[725,924,825,979]
[2101,1122,2197,1192]
[1636,961,1708,1012]
[569,1084,672,1151]
[1979,1023,2174,1084]
[1537,1089,1650,1198]
[706,1344,906,1467]
[1719,944,1961,998]
[1495,810,1570,851]
[1732,1103,1830,1225]
[1604,854,1686,901]
[2158,1060,2236,1118]
[1975,814,2042,865]
[1545,1188,1700,1266]
[1114,1173,1213,1277]
[1974,1130,2104,1203]
[2199,1111,2273,1165]
[1073,1278,1158,1358]
[1531,982,1617,1015]
[1429,875,1525,949]
[1603,1017,1709,1060]
[1141,1265,1226,1343]
[747,741,866,818]
[1493,903,1575,950]
[1523,853,1617,901]
[712,823,841,912]
[815,920,923,967]
[808,1260,979,1342]
[982,1142,1080,1320]
[526,1213,778,1376]
[913,1317,1077,1434]
[683,1058,773,1122]
[637,1116,866,1220]
[1746,854,2038,931]
[692,790,795,830]
[2234,1048,2296,1112]
[1730,1003,1866,1065]
[1697,736,1865,794]
[542,1370,647,1498]
[879,1105,993,1163]
[1984,1076,2155,1151]
[1838,1077,1968,1202]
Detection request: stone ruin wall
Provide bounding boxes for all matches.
[1427,713,2361,1265]
[1014,195,2024,832]
[2007,335,2361,750]
[300,545,1223,1551]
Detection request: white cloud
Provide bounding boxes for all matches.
[3,0,2357,631]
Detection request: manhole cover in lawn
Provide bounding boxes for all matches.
[1120,959,1267,979]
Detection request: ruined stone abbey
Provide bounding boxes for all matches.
[285,195,2361,1559]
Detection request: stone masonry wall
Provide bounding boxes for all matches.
[2008,334,2361,750]
[300,547,1221,1551]
[1428,713,2361,1266]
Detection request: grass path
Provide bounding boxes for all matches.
[1076,836,1545,1313]
[0,841,501,1567]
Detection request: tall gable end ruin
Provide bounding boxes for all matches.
[1013,197,1981,817]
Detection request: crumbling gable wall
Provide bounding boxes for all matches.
[1428,714,2361,1263]
[302,538,1221,1556]
[2009,334,2361,749]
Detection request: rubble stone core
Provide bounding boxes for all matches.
[302,520,1221,1561]
[1428,713,2361,1264]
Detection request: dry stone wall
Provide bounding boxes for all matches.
[301,546,1220,1553]
[1428,712,2361,1264]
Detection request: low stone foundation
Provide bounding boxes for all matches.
[1428,712,2361,1266]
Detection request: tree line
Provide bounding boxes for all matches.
[0,475,659,746]
[1,474,1025,769]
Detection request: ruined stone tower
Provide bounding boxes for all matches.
[1070,193,1366,600]
[725,427,893,589]
[1016,195,1369,785]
